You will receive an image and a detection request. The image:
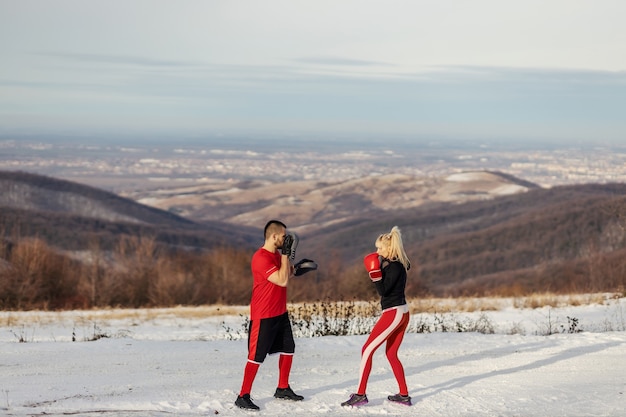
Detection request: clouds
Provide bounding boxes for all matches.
[1,0,625,141]
[38,52,203,68]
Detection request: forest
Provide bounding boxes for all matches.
[1,232,625,310]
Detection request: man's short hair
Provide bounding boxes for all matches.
[264,219,287,240]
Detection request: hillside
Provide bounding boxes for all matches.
[124,170,539,233]
[2,170,625,306]
[303,183,626,296]
[0,171,260,251]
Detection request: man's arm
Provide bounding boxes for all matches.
[267,254,293,287]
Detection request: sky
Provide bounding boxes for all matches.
[1,0,626,143]
[2,300,626,416]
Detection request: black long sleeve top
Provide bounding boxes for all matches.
[373,259,407,310]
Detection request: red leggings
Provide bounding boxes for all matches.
[357,306,410,396]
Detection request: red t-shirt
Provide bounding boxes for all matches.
[250,247,287,320]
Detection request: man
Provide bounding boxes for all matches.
[235,220,304,411]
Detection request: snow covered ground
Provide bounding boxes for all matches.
[2,297,626,416]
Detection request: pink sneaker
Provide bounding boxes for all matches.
[341,393,368,407]
[388,393,412,406]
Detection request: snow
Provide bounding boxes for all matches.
[491,184,528,195]
[2,299,626,416]
[446,172,491,182]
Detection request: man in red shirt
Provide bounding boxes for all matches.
[235,220,304,411]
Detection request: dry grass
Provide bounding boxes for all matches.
[288,300,380,320]
[2,293,618,329]
[511,293,609,309]
[408,292,614,314]
[0,305,249,328]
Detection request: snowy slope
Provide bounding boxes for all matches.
[2,299,625,416]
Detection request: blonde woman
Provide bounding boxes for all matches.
[342,226,412,407]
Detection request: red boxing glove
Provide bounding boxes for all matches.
[363,252,382,282]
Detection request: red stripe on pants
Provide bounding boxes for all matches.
[248,320,261,362]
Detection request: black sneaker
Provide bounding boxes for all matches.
[341,393,368,407]
[388,393,412,406]
[235,393,260,411]
[274,385,304,401]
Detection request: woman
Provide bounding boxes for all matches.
[341,226,412,407]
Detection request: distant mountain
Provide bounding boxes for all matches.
[3,170,625,299]
[124,170,540,234]
[303,182,626,296]
[0,171,260,251]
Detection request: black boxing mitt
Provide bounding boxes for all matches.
[294,258,317,276]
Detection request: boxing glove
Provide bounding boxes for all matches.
[281,232,299,260]
[363,252,382,282]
